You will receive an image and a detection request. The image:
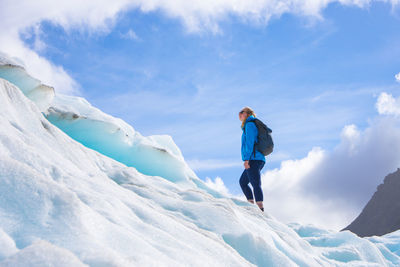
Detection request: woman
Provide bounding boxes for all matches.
[238,107,266,212]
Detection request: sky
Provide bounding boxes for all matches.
[1,0,400,230]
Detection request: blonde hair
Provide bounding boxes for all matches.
[239,106,256,128]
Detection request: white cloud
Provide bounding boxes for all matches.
[395,72,400,82]
[262,147,325,192]
[138,0,394,33]
[23,24,47,52]
[1,0,398,94]
[204,176,232,196]
[260,147,345,229]
[120,29,140,40]
[376,92,400,116]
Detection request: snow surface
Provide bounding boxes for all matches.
[0,55,400,266]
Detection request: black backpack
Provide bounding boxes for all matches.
[245,118,274,157]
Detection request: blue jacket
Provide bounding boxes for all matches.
[241,115,266,162]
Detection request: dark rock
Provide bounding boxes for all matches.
[342,168,400,237]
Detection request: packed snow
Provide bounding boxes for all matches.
[0,54,400,266]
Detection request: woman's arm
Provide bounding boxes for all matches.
[243,122,257,161]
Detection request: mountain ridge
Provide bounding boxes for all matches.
[343,168,400,237]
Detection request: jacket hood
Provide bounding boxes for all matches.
[246,115,256,122]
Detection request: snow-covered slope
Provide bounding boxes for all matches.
[0,57,400,266]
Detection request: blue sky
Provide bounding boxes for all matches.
[20,2,400,198]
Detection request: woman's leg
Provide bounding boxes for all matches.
[248,160,265,210]
[239,169,254,202]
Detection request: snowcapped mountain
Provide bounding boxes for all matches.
[343,168,400,238]
[0,53,400,266]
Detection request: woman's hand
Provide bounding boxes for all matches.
[244,160,250,169]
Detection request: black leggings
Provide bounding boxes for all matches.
[239,160,265,202]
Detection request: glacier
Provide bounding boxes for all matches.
[45,94,202,188]
[0,54,400,266]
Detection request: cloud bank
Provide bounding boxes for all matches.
[264,115,400,230]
